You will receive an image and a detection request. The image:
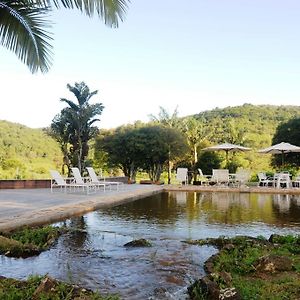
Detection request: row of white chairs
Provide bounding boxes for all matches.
[176,168,251,187]
[50,167,124,194]
[257,172,300,188]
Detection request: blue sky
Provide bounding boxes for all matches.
[1,0,300,128]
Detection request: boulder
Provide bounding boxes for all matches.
[123,238,152,247]
[254,254,293,273]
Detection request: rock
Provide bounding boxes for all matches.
[223,244,235,251]
[33,276,57,298]
[254,254,293,273]
[124,238,152,247]
[219,287,241,300]
[204,253,219,273]
[209,271,232,286]
[0,235,40,258]
[153,287,167,297]
[268,234,282,243]
[188,276,220,300]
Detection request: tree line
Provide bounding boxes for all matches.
[48,82,300,182]
[2,81,300,180]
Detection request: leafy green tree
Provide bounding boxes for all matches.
[47,112,71,174]
[134,126,188,182]
[99,125,143,181]
[196,151,222,175]
[180,117,210,179]
[149,106,182,183]
[51,81,104,174]
[272,117,300,168]
[98,124,187,182]
[0,0,129,73]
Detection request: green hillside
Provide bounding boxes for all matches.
[0,121,62,179]
[1,104,300,180]
[194,103,300,148]
[193,104,300,172]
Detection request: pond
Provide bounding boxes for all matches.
[1,191,300,299]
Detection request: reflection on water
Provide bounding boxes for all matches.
[1,192,300,299]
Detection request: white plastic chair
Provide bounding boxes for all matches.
[211,169,229,186]
[176,168,188,185]
[233,169,251,187]
[276,173,291,188]
[257,172,271,187]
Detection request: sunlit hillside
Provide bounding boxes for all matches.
[193,104,300,172]
[1,104,300,179]
[194,104,300,149]
[0,121,62,179]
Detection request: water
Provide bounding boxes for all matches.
[1,191,300,299]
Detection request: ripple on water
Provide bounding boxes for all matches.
[1,191,300,298]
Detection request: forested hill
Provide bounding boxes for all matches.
[0,120,62,179]
[193,104,300,148]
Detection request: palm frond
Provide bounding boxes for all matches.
[60,98,79,111]
[33,0,129,27]
[0,1,53,73]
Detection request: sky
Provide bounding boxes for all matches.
[1,0,300,129]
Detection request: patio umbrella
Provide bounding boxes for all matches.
[202,142,251,167]
[258,142,300,166]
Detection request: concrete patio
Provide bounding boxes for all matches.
[0,184,163,232]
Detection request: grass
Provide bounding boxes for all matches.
[0,275,119,300]
[0,225,62,257]
[9,226,61,248]
[188,235,300,300]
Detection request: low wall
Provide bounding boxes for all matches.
[0,177,128,189]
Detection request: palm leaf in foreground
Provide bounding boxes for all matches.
[0,1,53,73]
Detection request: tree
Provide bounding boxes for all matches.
[180,117,210,173]
[149,106,179,128]
[99,125,143,181]
[50,81,104,174]
[48,111,72,174]
[0,0,129,73]
[134,126,188,182]
[272,117,300,168]
[149,106,181,183]
[98,124,188,182]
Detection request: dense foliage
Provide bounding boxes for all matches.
[98,124,188,181]
[2,104,300,180]
[0,120,62,179]
[272,118,300,168]
[193,104,300,173]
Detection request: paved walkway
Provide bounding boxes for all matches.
[0,185,163,232]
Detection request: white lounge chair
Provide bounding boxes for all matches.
[71,167,104,193]
[176,168,188,185]
[50,170,95,194]
[86,167,124,191]
[198,169,211,185]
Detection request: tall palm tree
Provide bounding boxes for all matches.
[52,81,104,174]
[0,0,129,73]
